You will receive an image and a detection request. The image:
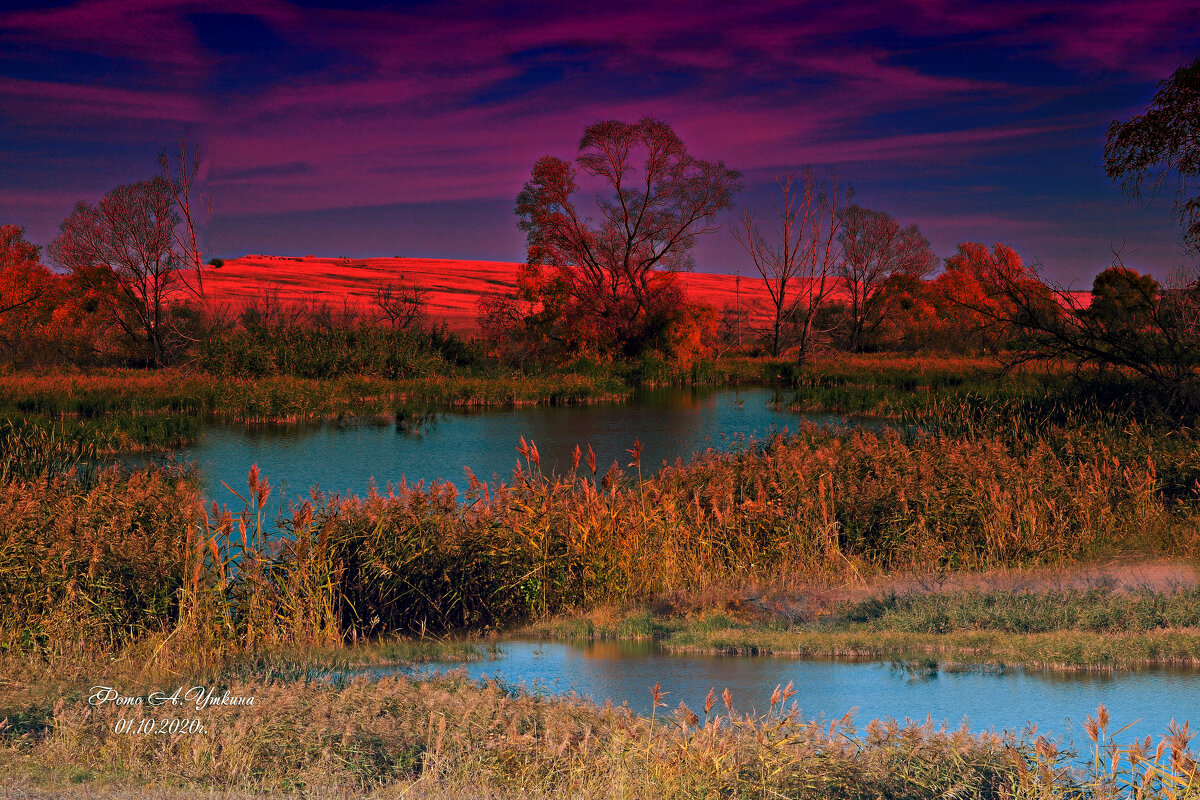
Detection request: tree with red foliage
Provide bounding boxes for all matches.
[836,206,937,350]
[515,118,740,357]
[49,176,182,366]
[869,273,944,351]
[934,242,1032,352]
[0,225,48,315]
[0,225,59,362]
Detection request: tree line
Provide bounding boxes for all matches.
[2,57,1199,394]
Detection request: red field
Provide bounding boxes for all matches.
[191,254,785,333]
[192,254,1087,334]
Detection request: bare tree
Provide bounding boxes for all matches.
[159,132,207,302]
[372,279,428,330]
[50,177,182,365]
[836,206,937,351]
[516,118,741,354]
[733,170,843,359]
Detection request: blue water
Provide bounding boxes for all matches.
[174,386,859,511]
[160,384,1198,741]
[403,639,1199,743]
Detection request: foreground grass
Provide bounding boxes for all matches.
[4,660,1199,799]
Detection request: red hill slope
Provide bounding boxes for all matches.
[192,255,795,333]
[192,254,1086,335]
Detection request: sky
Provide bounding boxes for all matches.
[2,0,1199,286]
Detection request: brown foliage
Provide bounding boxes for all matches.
[514,118,739,358]
[49,176,183,365]
[836,206,937,351]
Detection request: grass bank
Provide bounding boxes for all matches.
[0,368,630,455]
[3,662,1197,799]
[0,369,629,420]
[525,583,1200,670]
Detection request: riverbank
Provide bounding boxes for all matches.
[0,353,1094,459]
[0,369,630,423]
[521,566,1200,670]
[4,355,1200,795]
[0,646,1190,800]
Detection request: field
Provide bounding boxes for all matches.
[186,254,801,332]
[184,255,1092,337]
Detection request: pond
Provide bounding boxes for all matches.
[174,386,859,510]
[399,639,1199,743]
[163,384,1198,740]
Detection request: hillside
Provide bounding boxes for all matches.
[190,255,791,333]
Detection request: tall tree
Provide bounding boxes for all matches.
[836,206,937,350]
[49,176,182,365]
[516,118,740,355]
[1105,57,1200,250]
[732,170,842,359]
[934,242,1030,353]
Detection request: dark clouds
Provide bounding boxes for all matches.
[2,0,1198,280]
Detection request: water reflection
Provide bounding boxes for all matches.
[403,639,1200,742]
[180,387,860,510]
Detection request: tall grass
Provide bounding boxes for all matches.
[12,669,1200,799]
[3,374,1199,663]
[268,410,1191,636]
[0,464,197,653]
[17,421,1187,655]
[196,321,485,379]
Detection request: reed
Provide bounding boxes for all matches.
[195,321,484,379]
[0,464,197,654]
[4,410,1196,660]
[7,666,1200,799]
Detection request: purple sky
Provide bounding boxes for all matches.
[3,0,1199,285]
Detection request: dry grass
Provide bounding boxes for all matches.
[0,368,629,427]
[3,669,1199,798]
[3,407,1195,663]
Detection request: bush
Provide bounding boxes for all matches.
[195,321,486,379]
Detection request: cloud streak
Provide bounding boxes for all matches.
[1,0,1196,280]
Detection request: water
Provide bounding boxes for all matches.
[168,384,1198,740]
[175,386,857,510]
[401,639,1199,743]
